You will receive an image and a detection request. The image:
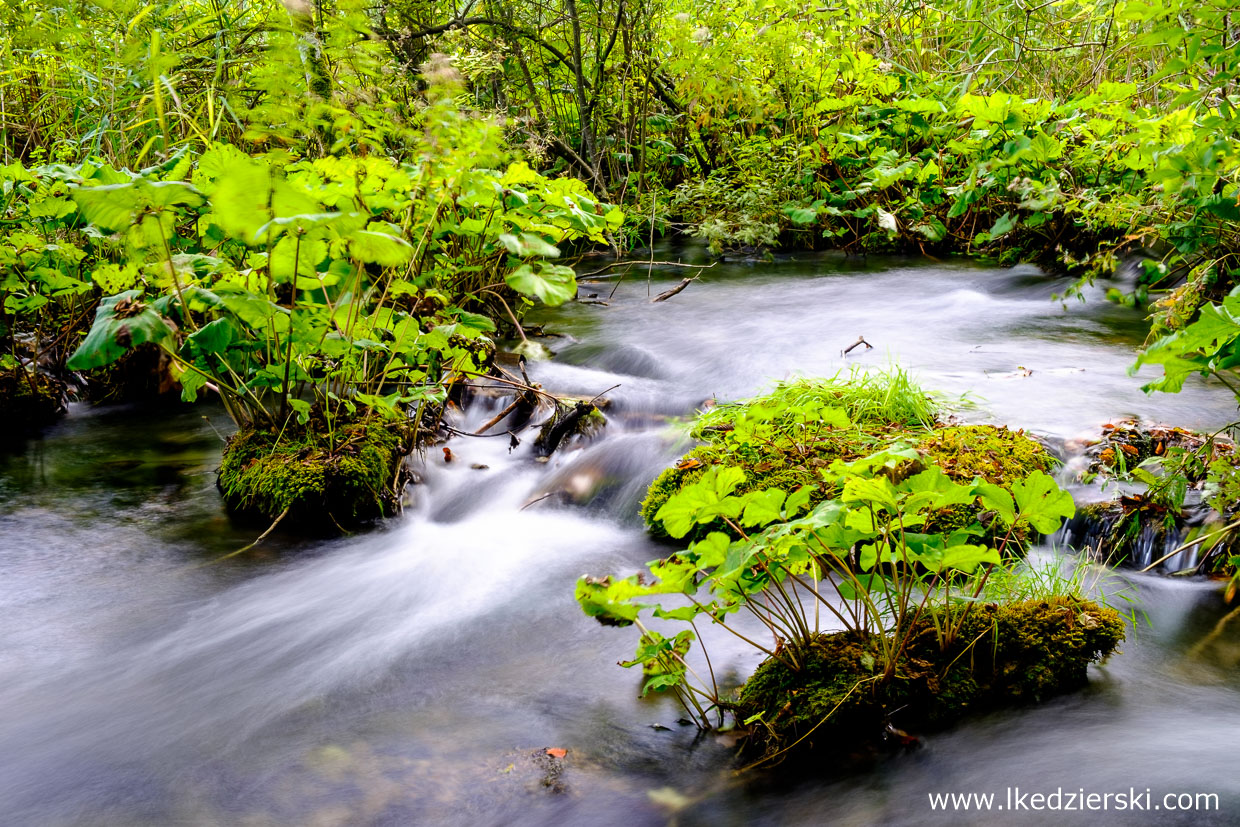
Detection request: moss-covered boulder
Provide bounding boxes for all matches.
[218,418,413,532]
[642,415,1055,547]
[917,424,1056,545]
[736,597,1123,761]
[0,368,67,441]
[641,373,938,535]
[1062,420,1240,575]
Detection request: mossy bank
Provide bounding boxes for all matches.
[736,597,1124,762]
[217,419,414,533]
[641,373,1055,547]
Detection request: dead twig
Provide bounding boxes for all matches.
[652,277,696,303]
[581,260,716,278]
[203,507,291,565]
[842,335,873,356]
[475,389,535,434]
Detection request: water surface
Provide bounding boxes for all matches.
[2,251,1238,825]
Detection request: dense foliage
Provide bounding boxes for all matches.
[0,16,622,440]
[578,378,1079,735]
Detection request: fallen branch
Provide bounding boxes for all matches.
[204,507,290,565]
[581,260,716,278]
[842,335,873,356]
[652,277,695,303]
[535,400,597,456]
[475,388,536,435]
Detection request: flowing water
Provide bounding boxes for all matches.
[4,250,1240,826]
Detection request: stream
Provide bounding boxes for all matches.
[3,250,1240,825]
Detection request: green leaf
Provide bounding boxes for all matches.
[72,183,140,232]
[937,544,1001,573]
[784,206,819,225]
[989,212,1018,239]
[505,263,577,306]
[178,365,208,403]
[347,230,415,267]
[655,466,746,539]
[67,290,176,370]
[976,482,1016,525]
[498,232,561,258]
[1011,470,1075,532]
[185,317,236,356]
[740,488,788,528]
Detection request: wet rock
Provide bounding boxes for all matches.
[217,418,413,533]
[735,597,1124,764]
[1061,419,1240,575]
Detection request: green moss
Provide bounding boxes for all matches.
[0,368,67,441]
[217,418,413,532]
[917,425,1056,545]
[642,415,1054,551]
[917,424,1054,485]
[736,597,1124,759]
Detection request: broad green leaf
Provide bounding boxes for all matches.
[184,317,236,356]
[938,544,1001,573]
[505,263,577,306]
[740,488,788,528]
[347,230,414,267]
[976,482,1016,525]
[1011,470,1076,532]
[66,290,176,370]
[989,212,1018,239]
[498,232,561,258]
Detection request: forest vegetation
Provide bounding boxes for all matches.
[2,0,1240,771]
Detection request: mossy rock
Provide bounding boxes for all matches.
[917,424,1054,484]
[735,597,1124,762]
[0,368,67,441]
[917,424,1056,545]
[1062,422,1240,575]
[1084,419,1229,477]
[642,423,1055,546]
[217,418,413,532]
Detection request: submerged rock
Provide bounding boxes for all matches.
[735,597,1124,763]
[217,419,413,532]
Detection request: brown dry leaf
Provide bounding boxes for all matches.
[675,457,703,470]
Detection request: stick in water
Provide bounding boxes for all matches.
[843,335,873,356]
[652,277,695,303]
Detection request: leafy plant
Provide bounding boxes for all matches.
[578,442,1076,728]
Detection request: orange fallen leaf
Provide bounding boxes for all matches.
[545,748,567,759]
